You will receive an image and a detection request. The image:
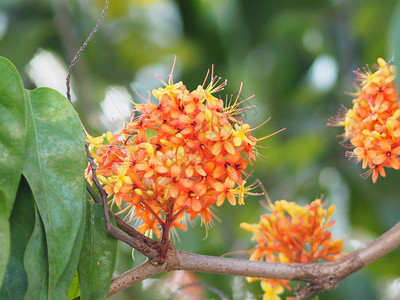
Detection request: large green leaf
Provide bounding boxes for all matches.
[0,178,35,299]
[24,187,86,300]
[22,88,86,295]
[0,56,26,217]
[78,202,118,300]
[24,207,48,300]
[50,195,86,299]
[0,190,10,288]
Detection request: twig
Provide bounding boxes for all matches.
[108,245,180,296]
[85,180,103,205]
[53,0,95,125]
[66,0,110,103]
[84,145,113,230]
[108,221,400,297]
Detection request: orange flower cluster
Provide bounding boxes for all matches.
[240,199,344,300]
[329,58,400,182]
[87,69,268,239]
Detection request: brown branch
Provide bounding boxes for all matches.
[108,247,178,297]
[108,261,164,296]
[108,221,400,298]
[114,216,159,258]
[174,250,301,279]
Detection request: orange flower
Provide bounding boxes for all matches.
[241,198,344,299]
[329,58,400,182]
[86,64,278,241]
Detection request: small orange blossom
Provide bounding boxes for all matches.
[241,198,344,300]
[329,58,400,182]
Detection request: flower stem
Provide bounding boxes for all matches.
[140,199,165,226]
[159,203,174,261]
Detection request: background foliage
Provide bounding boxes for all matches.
[1,0,400,299]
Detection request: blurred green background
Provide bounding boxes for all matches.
[2,0,400,299]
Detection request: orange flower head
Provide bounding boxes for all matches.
[329,58,400,182]
[240,198,344,299]
[86,64,277,239]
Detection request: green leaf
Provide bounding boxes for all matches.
[0,56,27,218]
[78,202,118,300]
[22,88,87,295]
[67,272,80,300]
[0,190,10,288]
[51,196,86,299]
[24,207,48,300]
[23,181,85,300]
[0,178,35,299]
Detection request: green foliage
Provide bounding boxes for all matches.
[0,56,26,288]
[0,190,10,290]
[0,57,117,299]
[23,86,86,294]
[0,178,35,299]
[24,207,48,300]
[78,202,118,300]
[0,56,26,218]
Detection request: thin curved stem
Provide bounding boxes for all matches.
[66,0,110,103]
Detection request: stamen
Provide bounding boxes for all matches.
[257,127,286,141]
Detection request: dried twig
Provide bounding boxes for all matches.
[66,0,110,103]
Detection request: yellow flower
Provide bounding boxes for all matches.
[261,281,284,300]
